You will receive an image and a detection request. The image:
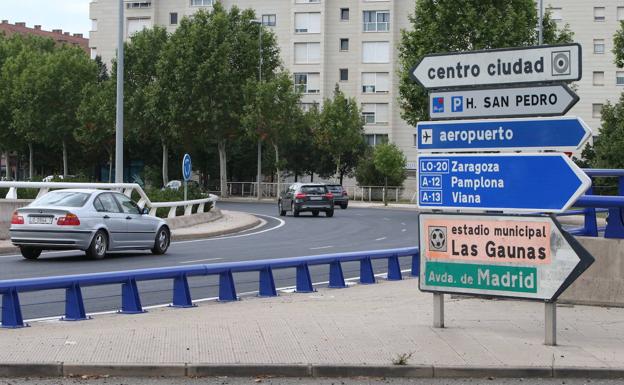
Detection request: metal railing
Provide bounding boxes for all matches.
[0,246,420,328]
[0,181,218,218]
[563,169,624,239]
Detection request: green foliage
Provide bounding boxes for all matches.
[373,143,407,185]
[614,21,624,68]
[592,97,624,169]
[398,0,574,126]
[355,147,406,187]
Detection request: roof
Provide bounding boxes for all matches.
[0,20,89,54]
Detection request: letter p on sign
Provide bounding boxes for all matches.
[452,96,463,112]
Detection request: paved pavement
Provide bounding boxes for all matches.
[1,277,623,379]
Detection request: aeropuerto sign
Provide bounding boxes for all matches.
[411,43,581,89]
[428,84,579,119]
[418,213,594,301]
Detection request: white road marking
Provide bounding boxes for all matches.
[401,222,406,226]
[173,214,285,244]
[402,229,407,232]
[383,218,390,221]
[375,237,387,241]
[309,246,333,250]
[23,268,414,324]
[178,258,223,264]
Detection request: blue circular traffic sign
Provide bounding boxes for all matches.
[182,154,192,181]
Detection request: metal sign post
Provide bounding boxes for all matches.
[182,154,192,202]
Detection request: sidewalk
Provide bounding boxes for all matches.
[1,277,623,379]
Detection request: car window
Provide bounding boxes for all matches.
[300,185,327,194]
[98,193,122,213]
[31,191,90,207]
[93,197,105,212]
[114,194,140,215]
[327,185,342,193]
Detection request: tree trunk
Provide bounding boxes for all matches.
[310,172,314,182]
[273,142,281,198]
[2,152,7,180]
[162,142,169,187]
[339,171,344,185]
[218,139,228,197]
[108,151,113,183]
[62,139,68,177]
[294,172,298,182]
[335,155,341,182]
[384,176,388,206]
[28,143,34,180]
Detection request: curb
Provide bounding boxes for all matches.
[1,363,623,379]
[170,217,262,241]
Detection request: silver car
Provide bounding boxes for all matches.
[10,189,170,260]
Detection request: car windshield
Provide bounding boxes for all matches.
[326,185,342,193]
[300,185,326,194]
[31,191,90,208]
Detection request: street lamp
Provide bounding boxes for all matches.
[251,19,263,200]
[115,0,125,183]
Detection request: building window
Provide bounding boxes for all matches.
[191,0,214,6]
[594,7,605,22]
[363,10,389,32]
[362,41,390,63]
[91,19,98,32]
[170,12,178,25]
[340,38,349,51]
[294,42,320,64]
[294,73,320,94]
[618,7,624,21]
[300,103,318,112]
[365,134,388,146]
[593,71,605,86]
[339,68,348,81]
[548,7,562,22]
[617,71,624,85]
[90,47,98,60]
[362,72,389,93]
[126,17,151,37]
[126,2,151,9]
[261,14,276,26]
[362,103,389,124]
[295,12,321,33]
[592,104,603,118]
[340,8,349,21]
[594,39,605,54]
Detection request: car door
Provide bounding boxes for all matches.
[284,185,295,209]
[94,193,127,249]
[114,193,158,248]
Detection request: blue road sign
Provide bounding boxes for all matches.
[417,116,591,153]
[182,153,192,181]
[417,153,591,213]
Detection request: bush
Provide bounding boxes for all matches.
[143,184,212,218]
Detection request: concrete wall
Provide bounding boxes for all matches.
[0,200,32,240]
[560,236,624,307]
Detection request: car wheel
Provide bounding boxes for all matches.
[325,209,334,218]
[20,247,41,260]
[86,230,108,259]
[152,226,170,255]
[292,202,300,217]
[278,201,286,216]
[312,210,319,217]
[340,203,348,209]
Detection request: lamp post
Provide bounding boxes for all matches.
[115,0,125,183]
[251,19,263,200]
[538,0,543,45]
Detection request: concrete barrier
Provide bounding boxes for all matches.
[0,200,32,240]
[559,236,624,307]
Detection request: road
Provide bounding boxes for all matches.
[0,202,420,321]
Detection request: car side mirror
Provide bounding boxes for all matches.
[141,207,150,215]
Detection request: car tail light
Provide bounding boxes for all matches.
[58,213,81,226]
[295,193,306,199]
[325,192,334,199]
[10,211,24,225]
[342,190,348,196]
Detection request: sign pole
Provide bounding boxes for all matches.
[184,181,188,202]
[433,293,445,328]
[545,302,557,346]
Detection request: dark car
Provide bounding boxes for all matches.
[326,184,349,209]
[278,183,334,217]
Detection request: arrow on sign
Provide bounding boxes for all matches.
[418,213,595,301]
[417,153,591,213]
[416,116,591,152]
[428,84,579,120]
[410,43,582,89]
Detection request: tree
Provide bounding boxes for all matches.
[242,71,304,195]
[158,4,280,196]
[399,1,574,126]
[591,97,624,170]
[373,143,407,206]
[315,85,366,184]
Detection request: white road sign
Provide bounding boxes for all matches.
[411,44,581,89]
[429,84,579,119]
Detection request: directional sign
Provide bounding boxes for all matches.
[418,213,594,301]
[417,153,591,213]
[417,116,591,153]
[411,43,581,89]
[429,84,579,120]
[182,153,192,182]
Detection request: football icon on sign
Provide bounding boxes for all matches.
[429,226,447,252]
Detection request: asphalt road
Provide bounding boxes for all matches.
[0,202,420,321]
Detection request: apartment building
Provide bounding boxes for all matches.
[89,1,624,177]
[0,20,89,54]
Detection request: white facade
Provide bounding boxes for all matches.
[89,0,624,173]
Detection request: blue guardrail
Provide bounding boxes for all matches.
[0,247,420,329]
